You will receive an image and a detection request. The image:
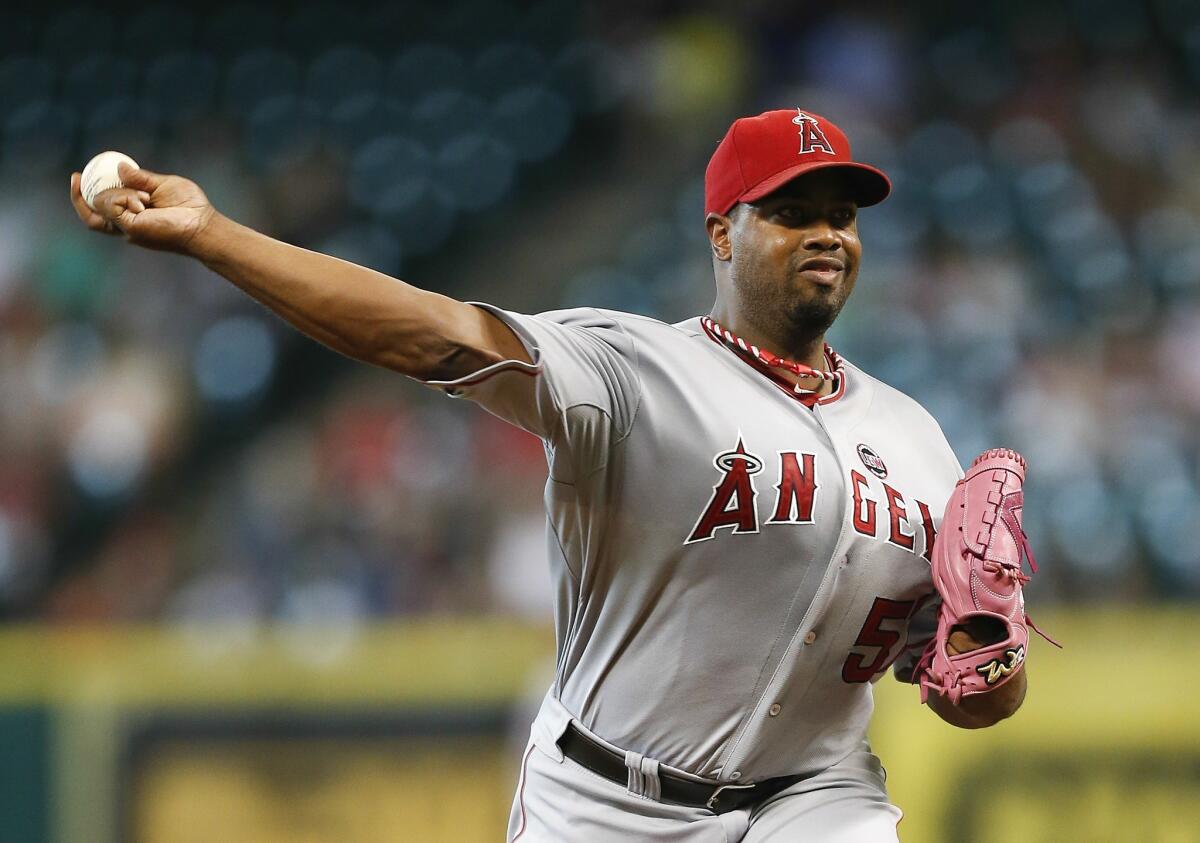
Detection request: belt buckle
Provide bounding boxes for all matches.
[705,782,755,811]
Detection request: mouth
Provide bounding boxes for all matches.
[797,257,845,286]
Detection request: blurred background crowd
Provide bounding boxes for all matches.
[2,0,1200,629]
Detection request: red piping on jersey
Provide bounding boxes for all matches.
[511,742,537,840]
[701,319,847,407]
[434,359,542,389]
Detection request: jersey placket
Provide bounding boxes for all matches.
[711,399,858,782]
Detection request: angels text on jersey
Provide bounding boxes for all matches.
[685,437,937,562]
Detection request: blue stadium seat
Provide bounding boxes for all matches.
[203,4,280,56]
[409,90,487,148]
[931,164,1014,246]
[349,137,458,255]
[473,42,547,100]
[0,11,35,58]
[62,55,140,118]
[550,42,625,113]
[388,45,469,103]
[142,52,220,125]
[307,47,384,114]
[244,95,321,169]
[42,8,116,61]
[490,85,572,162]
[285,3,365,57]
[224,49,302,118]
[4,101,76,175]
[435,133,516,211]
[80,96,160,163]
[324,93,408,158]
[122,6,198,58]
[0,55,54,116]
[348,136,432,215]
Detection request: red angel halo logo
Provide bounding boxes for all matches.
[792,109,835,156]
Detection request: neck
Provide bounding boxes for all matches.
[707,304,832,395]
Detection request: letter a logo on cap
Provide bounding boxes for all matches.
[792,109,835,156]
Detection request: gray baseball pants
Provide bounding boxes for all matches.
[508,695,902,842]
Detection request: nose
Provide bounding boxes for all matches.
[801,222,840,252]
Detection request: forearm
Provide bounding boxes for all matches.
[927,667,1027,729]
[925,621,1028,728]
[187,213,516,379]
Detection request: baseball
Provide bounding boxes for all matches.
[80,151,139,211]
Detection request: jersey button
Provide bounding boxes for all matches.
[768,703,782,717]
[803,630,818,644]
[730,771,742,780]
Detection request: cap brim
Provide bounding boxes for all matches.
[740,160,892,208]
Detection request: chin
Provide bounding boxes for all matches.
[785,298,844,336]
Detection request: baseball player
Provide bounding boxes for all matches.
[70,108,1044,841]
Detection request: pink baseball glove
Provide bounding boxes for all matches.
[915,448,1056,705]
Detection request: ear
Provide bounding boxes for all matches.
[706,212,734,262]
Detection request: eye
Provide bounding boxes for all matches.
[773,205,811,223]
[831,207,856,225]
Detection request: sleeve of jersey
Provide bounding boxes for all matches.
[892,593,940,683]
[421,303,641,443]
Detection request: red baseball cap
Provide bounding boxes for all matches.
[704,108,891,216]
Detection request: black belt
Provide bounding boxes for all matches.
[557,722,809,814]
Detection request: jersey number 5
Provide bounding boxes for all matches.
[841,597,915,683]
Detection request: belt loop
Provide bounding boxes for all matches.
[640,755,661,802]
[624,750,645,797]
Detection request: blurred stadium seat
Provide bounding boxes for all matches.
[5,0,1199,614]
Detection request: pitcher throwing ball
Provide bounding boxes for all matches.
[71,108,1051,841]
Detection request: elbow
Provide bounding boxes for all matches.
[425,342,497,382]
[955,708,1014,730]
[985,697,1024,726]
[375,335,500,382]
[928,675,1026,729]
[951,682,1026,729]
[936,704,1011,731]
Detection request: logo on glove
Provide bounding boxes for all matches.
[975,645,1025,686]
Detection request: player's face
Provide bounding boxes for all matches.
[727,170,862,342]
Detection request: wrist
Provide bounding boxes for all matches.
[183,207,227,261]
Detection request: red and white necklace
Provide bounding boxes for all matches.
[701,316,843,395]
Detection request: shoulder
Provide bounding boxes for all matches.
[530,308,706,358]
[847,361,938,426]
[843,359,962,475]
[535,307,702,338]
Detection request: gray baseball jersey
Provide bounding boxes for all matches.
[428,305,962,784]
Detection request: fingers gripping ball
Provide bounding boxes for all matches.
[914,449,1058,705]
[80,151,140,211]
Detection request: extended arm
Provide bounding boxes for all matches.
[70,164,529,382]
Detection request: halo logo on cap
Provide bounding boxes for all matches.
[703,108,892,216]
[792,110,835,156]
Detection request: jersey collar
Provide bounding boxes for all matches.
[699,318,847,408]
